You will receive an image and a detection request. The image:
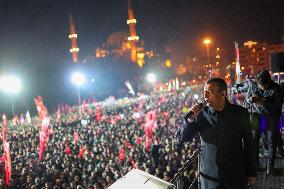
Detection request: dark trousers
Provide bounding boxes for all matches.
[261,115,282,167]
[250,113,262,165]
[250,113,283,167]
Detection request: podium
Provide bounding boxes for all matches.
[107,169,175,189]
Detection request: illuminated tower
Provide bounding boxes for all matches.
[127,0,140,64]
[69,15,79,63]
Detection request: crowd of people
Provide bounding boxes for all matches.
[0,86,202,189]
[0,70,283,189]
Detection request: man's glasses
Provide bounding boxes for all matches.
[203,89,218,94]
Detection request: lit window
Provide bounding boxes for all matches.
[127,19,137,24]
[128,36,139,41]
[70,48,79,52]
[69,34,78,39]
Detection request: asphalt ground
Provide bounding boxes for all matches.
[253,154,284,189]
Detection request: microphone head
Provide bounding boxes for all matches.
[196,100,206,108]
[184,101,206,122]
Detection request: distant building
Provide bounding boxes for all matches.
[95,31,153,64]
[95,0,148,67]
[267,43,284,69]
[239,39,284,76]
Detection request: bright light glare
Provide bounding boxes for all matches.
[203,39,211,45]
[194,94,199,100]
[146,73,156,83]
[71,72,85,86]
[0,75,22,93]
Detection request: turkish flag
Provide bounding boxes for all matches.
[145,136,151,153]
[129,157,138,168]
[162,111,169,119]
[159,95,166,104]
[144,110,158,138]
[78,145,85,159]
[138,100,144,110]
[145,110,157,121]
[124,141,133,149]
[65,144,71,155]
[135,137,143,145]
[74,132,79,144]
[34,96,50,160]
[39,117,49,161]
[34,96,48,122]
[56,109,61,123]
[4,142,11,186]
[119,147,125,162]
[95,105,102,121]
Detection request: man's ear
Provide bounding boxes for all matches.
[221,90,227,97]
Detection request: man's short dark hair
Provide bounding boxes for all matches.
[256,69,271,86]
[206,78,227,92]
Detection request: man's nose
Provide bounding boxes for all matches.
[203,91,209,97]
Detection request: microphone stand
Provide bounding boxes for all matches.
[170,147,202,184]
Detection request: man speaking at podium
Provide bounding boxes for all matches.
[179,78,256,189]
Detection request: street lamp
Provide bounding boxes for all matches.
[146,73,157,92]
[203,38,211,66]
[0,75,22,115]
[71,72,85,105]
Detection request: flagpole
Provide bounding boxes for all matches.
[77,85,81,105]
[10,95,14,115]
[235,41,241,84]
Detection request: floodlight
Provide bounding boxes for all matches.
[71,72,85,86]
[0,75,22,93]
[146,73,157,83]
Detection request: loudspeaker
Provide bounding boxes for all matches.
[107,169,175,189]
[271,52,284,72]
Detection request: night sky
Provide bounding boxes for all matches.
[0,0,283,115]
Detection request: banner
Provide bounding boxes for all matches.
[125,80,135,95]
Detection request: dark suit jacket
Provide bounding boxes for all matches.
[180,100,257,187]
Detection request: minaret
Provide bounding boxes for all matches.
[127,0,139,63]
[69,15,79,63]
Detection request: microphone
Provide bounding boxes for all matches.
[184,101,206,122]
